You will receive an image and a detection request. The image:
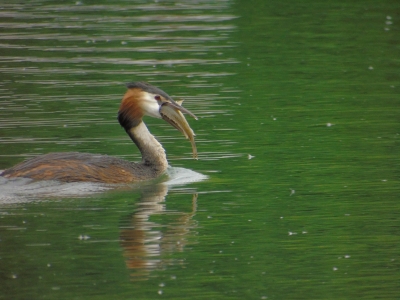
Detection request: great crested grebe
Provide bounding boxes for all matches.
[1,82,198,183]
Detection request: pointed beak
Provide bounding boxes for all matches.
[161,100,198,120]
[159,101,198,159]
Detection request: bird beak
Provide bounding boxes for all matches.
[159,101,198,159]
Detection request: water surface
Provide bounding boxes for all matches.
[0,0,399,299]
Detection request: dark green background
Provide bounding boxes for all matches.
[0,0,399,299]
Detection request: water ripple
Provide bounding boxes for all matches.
[0,1,238,167]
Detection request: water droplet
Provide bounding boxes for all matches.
[78,235,90,240]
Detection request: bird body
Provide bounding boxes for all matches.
[1,152,148,183]
[1,82,197,183]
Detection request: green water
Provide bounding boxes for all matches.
[0,0,399,299]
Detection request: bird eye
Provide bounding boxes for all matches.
[155,95,161,101]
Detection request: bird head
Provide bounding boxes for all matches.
[118,82,198,158]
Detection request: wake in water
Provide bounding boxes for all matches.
[0,166,207,204]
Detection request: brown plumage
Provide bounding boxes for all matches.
[1,82,197,183]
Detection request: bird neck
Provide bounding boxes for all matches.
[126,121,168,175]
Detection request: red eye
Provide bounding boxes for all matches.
[155,95,161,101]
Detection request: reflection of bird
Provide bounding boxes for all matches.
[119,183,198,280]
[1,82,197,183]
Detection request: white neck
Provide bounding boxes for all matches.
[127,121,168,175]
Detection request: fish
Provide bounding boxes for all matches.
[159,100,198,159]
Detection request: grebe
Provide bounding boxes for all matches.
[1,82,198,183]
